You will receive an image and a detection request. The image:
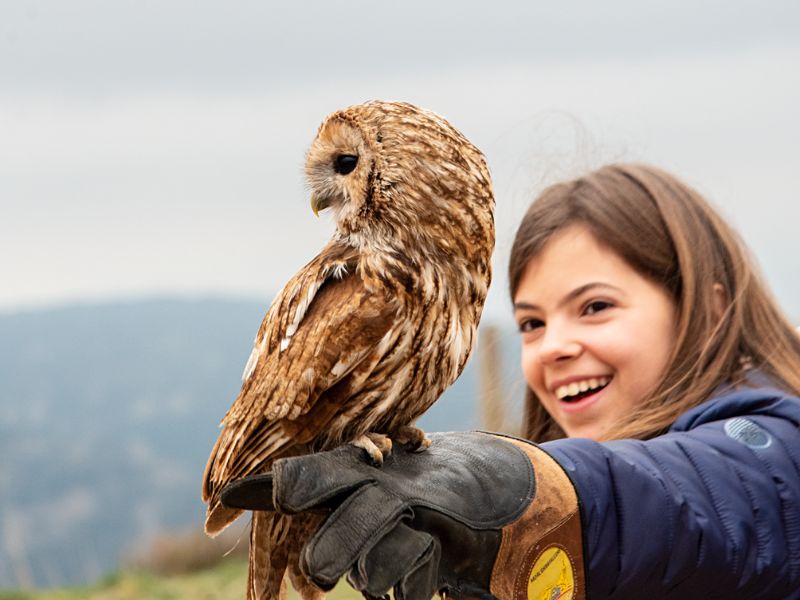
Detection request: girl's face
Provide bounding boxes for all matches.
[513,225,678,440]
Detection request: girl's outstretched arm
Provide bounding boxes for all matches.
[544,384,800,598]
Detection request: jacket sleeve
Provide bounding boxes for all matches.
[541,410,800,599]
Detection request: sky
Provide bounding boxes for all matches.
[2,0,799,323]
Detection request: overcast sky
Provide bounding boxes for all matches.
[2,0,799,323]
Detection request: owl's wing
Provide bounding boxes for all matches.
[202,246,398,533]
[238,268,396,424]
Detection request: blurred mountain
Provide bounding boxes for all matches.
[0,298,519,588]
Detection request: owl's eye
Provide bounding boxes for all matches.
[334,154,358,175]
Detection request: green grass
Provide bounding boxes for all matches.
[1,560,361,600]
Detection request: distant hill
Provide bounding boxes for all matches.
[0,298,522,588]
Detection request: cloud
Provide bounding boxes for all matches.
[2,0,798,94]
[2,43,798,318]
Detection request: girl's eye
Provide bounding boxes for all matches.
[583,300,613,316]
[518,318,544,333]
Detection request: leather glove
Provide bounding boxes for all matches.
[221,431,585,600]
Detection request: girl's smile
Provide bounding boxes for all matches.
[513,225,678,440]
[550,374,612,414]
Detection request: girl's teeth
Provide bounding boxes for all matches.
[554,377,611,401]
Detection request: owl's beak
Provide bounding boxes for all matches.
[310,195,331,217]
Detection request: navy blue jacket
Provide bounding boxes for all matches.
[543,383,800,599]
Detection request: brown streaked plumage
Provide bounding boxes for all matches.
[202,100,495,599]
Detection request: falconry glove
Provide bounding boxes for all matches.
[221,432,586,600]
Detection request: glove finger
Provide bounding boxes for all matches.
[348,522,436,597]
[301,482,408,589]
[395,534,441,600]
[273,445,377,513]
[220,473,275,511]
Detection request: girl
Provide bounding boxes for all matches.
[223,163,800,599]
[510,163,800,445]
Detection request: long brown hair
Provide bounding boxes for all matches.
[509,163,800,442]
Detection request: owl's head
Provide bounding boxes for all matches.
[304,106,378,228]
[304,101,494,255]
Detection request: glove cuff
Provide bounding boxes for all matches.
[489,436,586,600]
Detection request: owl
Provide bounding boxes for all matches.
[202,100,495,599]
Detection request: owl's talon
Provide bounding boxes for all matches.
[413,436,432,453]
[352,433,392,467]
[393,425,431,452]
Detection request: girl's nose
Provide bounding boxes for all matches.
[537,323,582,365]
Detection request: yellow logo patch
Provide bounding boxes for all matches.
[526,545,574,600]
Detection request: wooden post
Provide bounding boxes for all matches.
[478,324,506,433]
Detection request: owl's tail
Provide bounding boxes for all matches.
[248,511,290,600]
[248,511,327,600]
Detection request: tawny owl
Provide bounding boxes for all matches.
[202,100,495,599]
